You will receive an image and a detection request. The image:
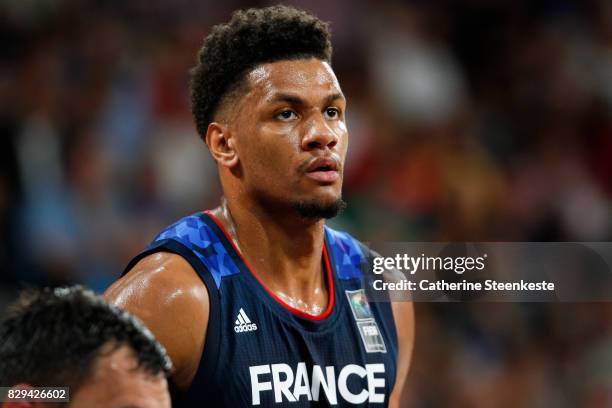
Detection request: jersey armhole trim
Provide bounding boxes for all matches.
[357,241,400,392]
[120,238,221,389]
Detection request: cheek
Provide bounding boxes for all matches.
[241,127,301,177]
[336,123,349,157]
[259,151,299,179]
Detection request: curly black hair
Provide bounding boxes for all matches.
[190,5,332,137]
[0,286,172,388]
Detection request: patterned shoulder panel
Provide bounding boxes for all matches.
[324,226,367,281]
[148,213,240,289]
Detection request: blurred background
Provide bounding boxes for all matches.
[1,0,611,406]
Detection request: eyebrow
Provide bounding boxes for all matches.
[268,92,345,106]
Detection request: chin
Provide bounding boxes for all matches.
[291,197,347,220]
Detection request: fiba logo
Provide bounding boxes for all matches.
[362,325,379,336]
[234,308,258,333]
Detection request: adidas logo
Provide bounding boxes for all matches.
[234,308,258,333]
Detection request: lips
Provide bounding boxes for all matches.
[306,157,339,173]
[304,157,340,183]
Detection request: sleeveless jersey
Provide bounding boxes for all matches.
[123,211,398,407]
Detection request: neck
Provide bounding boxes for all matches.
[210,197,329,314]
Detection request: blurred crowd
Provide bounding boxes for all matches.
[1,0,611,406]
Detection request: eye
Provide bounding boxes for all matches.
[276,110,297,121]
[324,107,340,119]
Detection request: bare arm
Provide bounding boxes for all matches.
[104,252,209,389]
[389,300,415,408]
[381,264,415,407]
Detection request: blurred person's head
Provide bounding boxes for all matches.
[0,286,172,408]
[191,5,348,220]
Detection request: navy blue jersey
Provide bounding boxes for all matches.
[124,211,398,407]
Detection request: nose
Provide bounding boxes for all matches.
[301,113,338,151]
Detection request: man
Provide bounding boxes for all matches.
[105,5,414,407]
[0,286,172,408]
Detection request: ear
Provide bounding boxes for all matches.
[205,122,239,169]
[2,384,39,408]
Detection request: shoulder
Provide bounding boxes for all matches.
[105,252,209,389]
[107,252,209,310]
[324,225,386,266]
[324,226,374,278]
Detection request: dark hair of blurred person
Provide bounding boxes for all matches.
[0,286,172,408]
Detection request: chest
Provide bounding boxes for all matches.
[207,277,397,406]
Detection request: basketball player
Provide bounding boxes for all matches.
[105,5,414,406]
[0,286,171,407]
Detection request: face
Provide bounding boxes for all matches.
[229,58,348,218]
[68,345,170,408]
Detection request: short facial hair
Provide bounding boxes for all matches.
[291,198,347,220]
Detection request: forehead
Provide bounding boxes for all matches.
[73,345,169,407]
[245,58,342,101]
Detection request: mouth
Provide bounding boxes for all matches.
[304,157,340,183]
